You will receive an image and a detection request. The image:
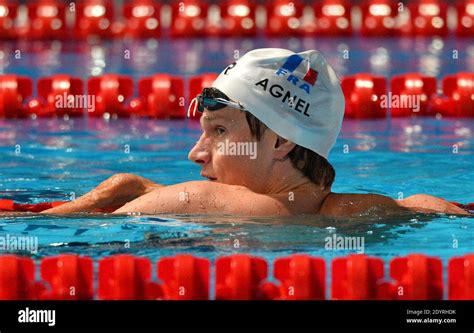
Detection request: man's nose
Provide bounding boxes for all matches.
[188,134,211,165]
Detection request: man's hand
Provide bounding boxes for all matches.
[41,173,162,214]
[398,194,471,215]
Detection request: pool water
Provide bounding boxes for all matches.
[0,116,473,264]
[0,38,473,275]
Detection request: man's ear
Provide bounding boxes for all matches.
[273,136,296,160]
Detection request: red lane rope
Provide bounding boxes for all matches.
[1,72,473,119]
[0,254,473,300]
[450,201,474,212]
[0,199,66,213]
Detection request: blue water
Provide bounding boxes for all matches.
[0,38,473,273]
[0,116,473,263]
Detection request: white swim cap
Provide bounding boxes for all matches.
[212,48,345,159]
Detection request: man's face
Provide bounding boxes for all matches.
[188,107,274,192]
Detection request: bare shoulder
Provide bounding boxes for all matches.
[166,180,254,199]
[318,192,403,217]
[113,180,290,215]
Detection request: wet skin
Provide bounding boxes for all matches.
[41,107,470,217]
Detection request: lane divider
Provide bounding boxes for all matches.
[0,254,473,300]
[1,0,473,39]
[0,72,473,119]
[0,199,66,213]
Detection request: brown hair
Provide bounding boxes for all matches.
[245,112,336,189]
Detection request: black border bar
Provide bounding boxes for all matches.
[0,300,473,330]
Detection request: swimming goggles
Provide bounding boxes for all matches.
[187,87,247,117]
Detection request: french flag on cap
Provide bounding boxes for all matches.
[279,54,319,85]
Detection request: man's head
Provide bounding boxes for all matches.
[188,48,344,193]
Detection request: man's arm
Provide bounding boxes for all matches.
[112,181,289,216]
[41,173,162,214]
[319,193,470,217]
[398,194,470,215]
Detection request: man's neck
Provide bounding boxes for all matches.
[264,159,327,195]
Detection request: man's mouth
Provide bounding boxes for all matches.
[201,173,217,181]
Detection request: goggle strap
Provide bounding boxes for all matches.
[187,96,198,118]
[214,98,245,111]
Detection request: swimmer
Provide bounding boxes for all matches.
[41,48,469,217]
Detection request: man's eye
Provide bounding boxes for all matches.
[215,127,226,136]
